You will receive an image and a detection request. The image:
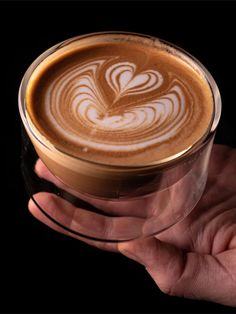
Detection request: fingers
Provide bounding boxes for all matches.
[28,194,118,252]
[34,159,89,200]
[29,192,144,243]
[119,238,236,306]
[209,145,236,181]
[35,159,147,218]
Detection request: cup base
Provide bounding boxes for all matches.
[21,128,209,242]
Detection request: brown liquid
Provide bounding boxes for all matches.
[26,34,213,166]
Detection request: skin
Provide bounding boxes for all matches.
[28,144,236,306]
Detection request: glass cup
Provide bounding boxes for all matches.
[18,32,221,242]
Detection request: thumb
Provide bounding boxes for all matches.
[119,238,187,295]
[118,237,235,305]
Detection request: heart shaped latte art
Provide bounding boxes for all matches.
[105,62,163,100]
[45,58,191,152]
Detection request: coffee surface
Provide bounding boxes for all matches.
[26,34,213,165]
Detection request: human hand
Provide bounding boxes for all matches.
[28,145,236,306]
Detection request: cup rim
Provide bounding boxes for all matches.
[18,31,222,170]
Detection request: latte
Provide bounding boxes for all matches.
[26,33,213,166]
[20,33,218,198]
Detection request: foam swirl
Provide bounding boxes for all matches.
[106,62,163,100]
[43,58,193,153]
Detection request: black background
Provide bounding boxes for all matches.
[1,1,236,313]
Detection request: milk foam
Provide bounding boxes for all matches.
[26,35,213,165]
[44,58,191,152]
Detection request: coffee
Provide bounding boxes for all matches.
[22,33,216,198]
[26,33,213,166]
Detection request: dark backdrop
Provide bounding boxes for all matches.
[0,1,236,313]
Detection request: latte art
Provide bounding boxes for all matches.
[106,61,163,98]
[26,36,213,165]
[45,58,190,153]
